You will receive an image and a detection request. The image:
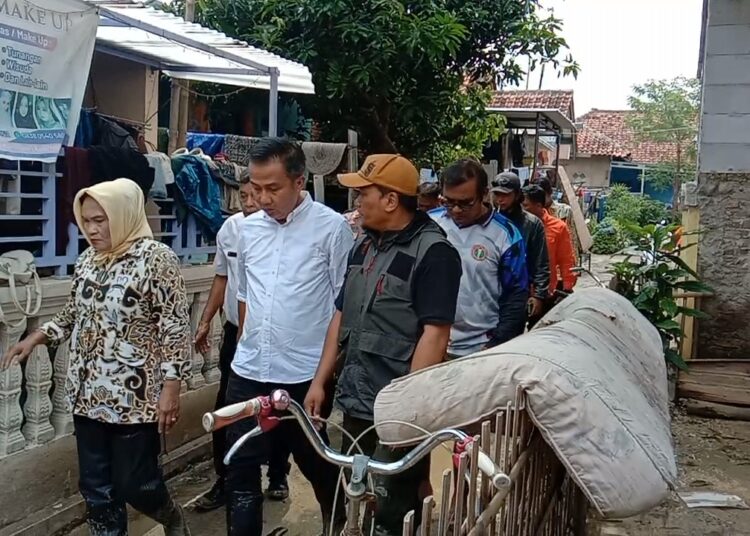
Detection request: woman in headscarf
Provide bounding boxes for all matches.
[1,179,192,536]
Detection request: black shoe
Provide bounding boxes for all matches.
[193,479,226,512]
[265,477,289,502]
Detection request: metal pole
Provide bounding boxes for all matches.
[554,132,561,184]
[268,69,279,136]
[177,0,196,148]
[168,83,181,154]
[531,113,540,180]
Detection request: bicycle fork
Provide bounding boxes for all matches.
[341,454,374,536]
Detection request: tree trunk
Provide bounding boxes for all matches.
[361,107,399,153]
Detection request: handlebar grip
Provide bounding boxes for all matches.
[202,399,261,433]
[477,451,511,490]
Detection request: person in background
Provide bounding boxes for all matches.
[343,190,364,239]
[538,177,571,222]
[225,138,352,536]
[522,185,578,327]
[417,181,441,212]
[1,179,192,535]
[491,172,550,329]
[538,177,580,264]
[305,154,462,536]
[430,159,529,357]
[193,177,291,512]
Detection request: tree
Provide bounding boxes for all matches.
[186,0,577,165]
[627,77,700,210]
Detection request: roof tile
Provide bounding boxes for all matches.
[490,90,575,121]
[576,110,676,164]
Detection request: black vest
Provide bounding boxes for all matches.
[335,213,450,419]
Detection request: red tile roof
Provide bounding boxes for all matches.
[490,90,575,121]
[576,110,677,164]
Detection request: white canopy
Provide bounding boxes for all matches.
[94,2,315,95]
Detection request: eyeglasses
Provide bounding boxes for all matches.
[439,195,480,212]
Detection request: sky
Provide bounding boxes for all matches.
[522,0,704,116]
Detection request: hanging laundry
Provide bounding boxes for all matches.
[222,183,242,214]
[59,147,93,254]
[73,112,139,150]
[74,109,97,148]
[172,147,216,168]
[186,132,225,157]
[88,146,154,195]
[301,142,348,176]
[144,152,175,199]
[171,154,225,240]
[213,160,245,187]
[223,135,262,166]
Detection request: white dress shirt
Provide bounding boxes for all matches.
[214,212,246,327]
[234,193,354,383]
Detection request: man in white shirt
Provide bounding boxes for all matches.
[225,138,353,536]
[193,176,292,511]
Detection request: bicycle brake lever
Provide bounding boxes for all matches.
[223,415,283,465]
[224,426,264,465]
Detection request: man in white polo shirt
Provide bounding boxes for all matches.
[430,159,529,357]
[225,138,353,536]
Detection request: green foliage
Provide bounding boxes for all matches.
[627,77,700,206]
[609,223,712,370]
[590,218,626,255]
[188,0,578,162]
[592,185,673,252]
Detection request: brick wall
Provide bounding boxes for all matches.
[696,172,750,357]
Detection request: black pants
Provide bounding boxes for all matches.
[74,416,174,535]
[342,414,430,535]
[224,373,343,535]
[213,323,290,483]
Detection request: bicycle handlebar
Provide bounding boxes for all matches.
[203,391,511,491]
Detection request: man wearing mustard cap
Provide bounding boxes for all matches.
[304,154,462,535]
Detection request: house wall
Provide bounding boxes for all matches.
[560,155,610,188]
[83,52,160,148]
[696,0,750,357]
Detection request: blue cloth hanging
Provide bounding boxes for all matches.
[186,133,225,157]
[172,155,225,240]
[74,109,97,148]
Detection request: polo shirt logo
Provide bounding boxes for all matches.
[471,244,488,261]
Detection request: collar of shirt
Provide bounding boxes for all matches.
[437,205,497,230]
[261,191,312,225]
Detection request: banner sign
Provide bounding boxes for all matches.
[0,0,97,162]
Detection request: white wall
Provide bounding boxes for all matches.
[698,0,750,172]
[560,155,611,188]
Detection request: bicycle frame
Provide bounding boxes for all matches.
[204,390,512,536]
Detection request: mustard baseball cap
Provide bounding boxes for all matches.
[337,154,419,196]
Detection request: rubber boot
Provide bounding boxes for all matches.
[86,504,128,536]
[150,498,192,536]
[227,490,264,536]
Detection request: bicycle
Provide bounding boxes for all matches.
[571,265,607,289]
[203,389,512,536]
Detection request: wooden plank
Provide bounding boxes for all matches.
[685,399,750,421]
[680,206,701,360]
[678,359,750,407]
[557,166,593,251]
